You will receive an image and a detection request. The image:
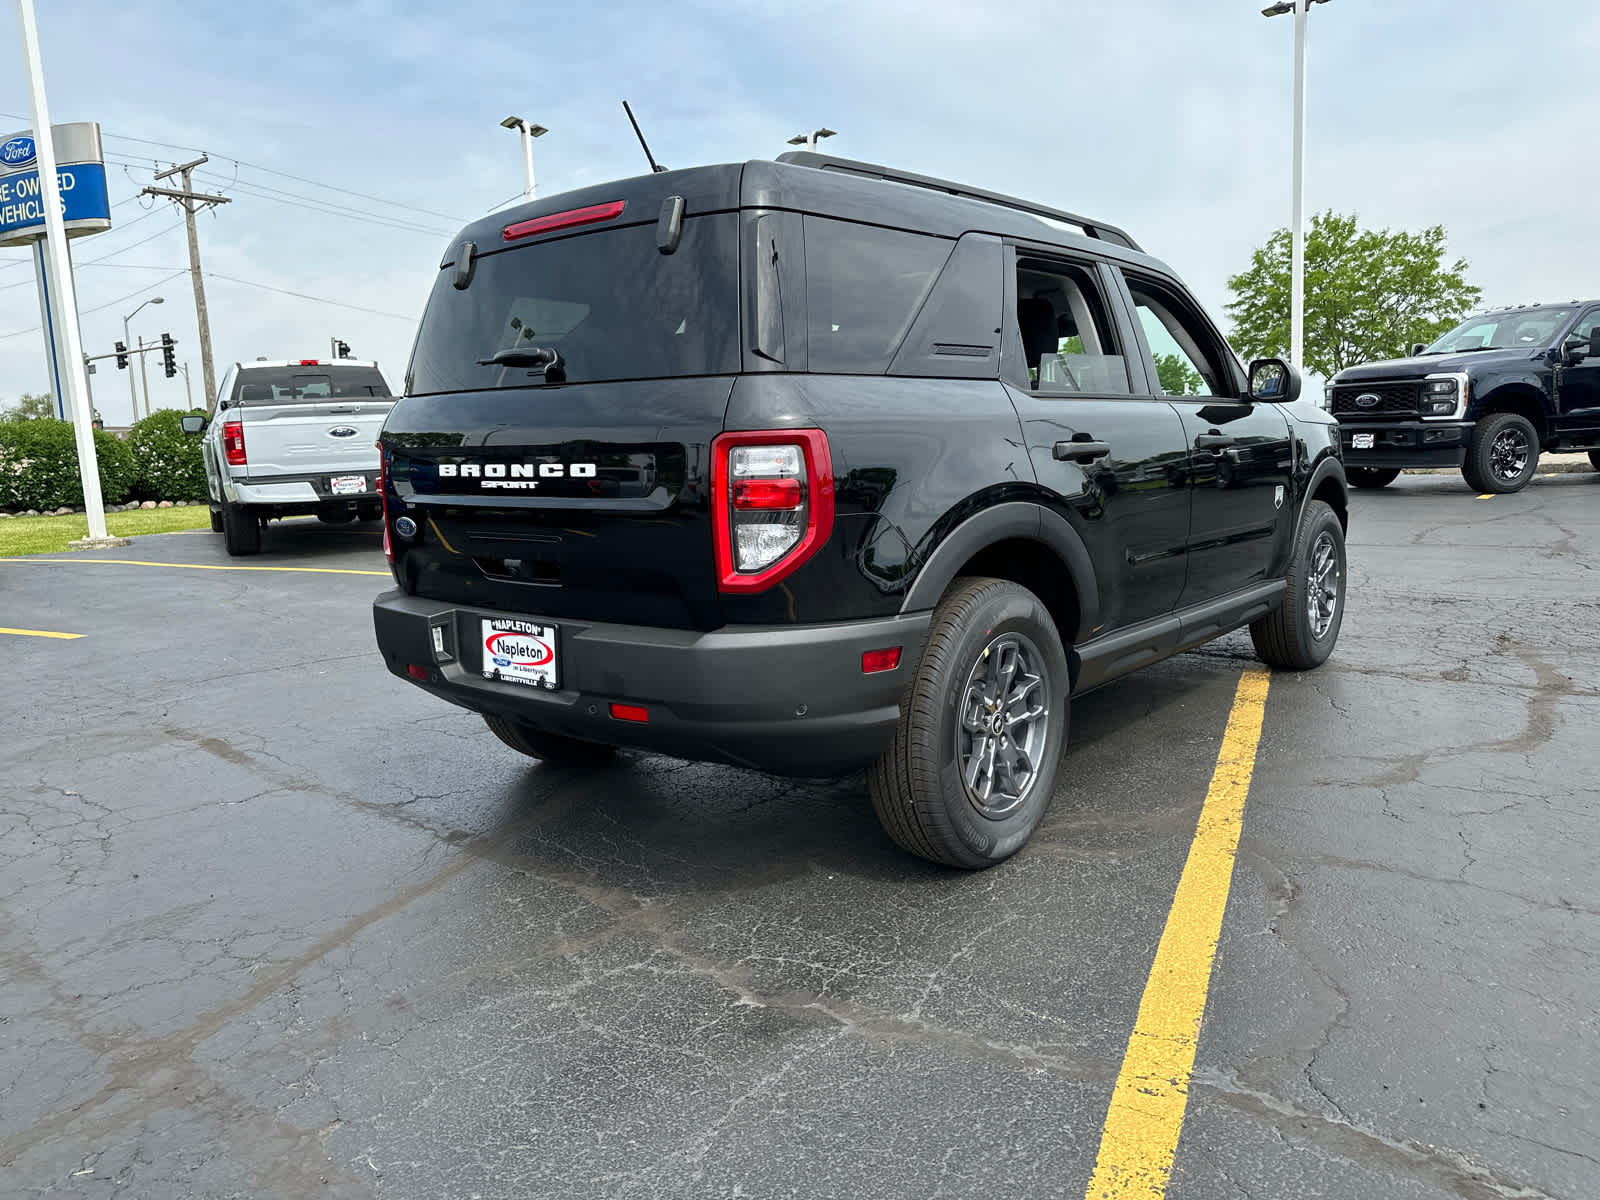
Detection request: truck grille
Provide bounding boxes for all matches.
[1332,382,1420,416]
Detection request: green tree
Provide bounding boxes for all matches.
[1154,353,1204,396]
[1225,211,1482,377]
[1,392,55,421]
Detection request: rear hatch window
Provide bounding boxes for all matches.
[233,365,390,403]
[406,214,740,395]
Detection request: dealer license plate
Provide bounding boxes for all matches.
[481,618,559,690]
[1351,433,1375,450]
[331,474,367,495]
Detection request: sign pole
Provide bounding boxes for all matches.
[13,0,119,544]
[30,239,68,418]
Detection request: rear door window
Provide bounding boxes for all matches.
[233,366,391,404]
[803,217,952,373]
[406,214,740,395]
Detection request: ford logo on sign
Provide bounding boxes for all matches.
[327,426,359,438]
[1354,392,1380,409]
[0,136,37,168]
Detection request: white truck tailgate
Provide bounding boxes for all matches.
[237,400,392,478]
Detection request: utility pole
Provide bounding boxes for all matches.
[143,156,229,412]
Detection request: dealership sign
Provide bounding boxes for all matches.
[0,122,111,246]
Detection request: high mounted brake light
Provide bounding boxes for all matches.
[298,359,320,366]
[503,200,626,242]
[711,429,834,594]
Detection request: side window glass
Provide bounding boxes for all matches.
[1571,310,1600,343]
[1127,281,1230,397]
[1015,258,1129,395]
[803,216,952,373]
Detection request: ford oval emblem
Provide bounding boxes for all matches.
[1354,392,1380,408]
[0,135,37,168]
[327,425,359,438]
[393,516,418,538]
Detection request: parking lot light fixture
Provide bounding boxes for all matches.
[123,295,165,421]
[786,127,836,153]
[1262,0,1333,371]
[501,116,548,202]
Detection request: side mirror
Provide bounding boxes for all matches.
[179,415,206,435]
[1247,357,1302,404]
[1409,342,1427,357]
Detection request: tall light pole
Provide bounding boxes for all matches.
[122,294,163,421]
[15,0,118,545]
[787,127,836,153]
[500,116,547,202]
[1263,0,1330,371]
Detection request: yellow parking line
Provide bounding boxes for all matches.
[1084,667,1271,1199]
[1477,494,1494,500]
[6,558,389,577]
[0,626,84,640]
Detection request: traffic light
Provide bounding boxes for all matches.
[114,340,129,369]
[334,339,351,358]
[160,333,177,378]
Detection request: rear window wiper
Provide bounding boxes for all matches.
[476,346,567,381]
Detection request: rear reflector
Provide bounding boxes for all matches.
[609,702,649,723]
[861,647,902,674]
[406,664,429,681]
[504,200,626,242]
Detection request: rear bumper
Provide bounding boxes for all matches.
[1338,420,1470,469]
[224,472,379,510]
[373,591,930,777]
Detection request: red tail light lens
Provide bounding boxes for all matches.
[862,647,902,674]
[222,420,246,466]
[503,201,626,242]
[711,429,834,594]
[609,703,649,723]
[377,444,394,565]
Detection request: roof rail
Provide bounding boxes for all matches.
[775,151,1142,253]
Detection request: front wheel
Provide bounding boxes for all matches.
[1346,467,1400,489]
[868,577,1069,870]
[1250,499,1345,671]
[482,715,616,767]
[1464,412,1539,493]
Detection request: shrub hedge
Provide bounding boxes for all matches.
[0,409,209,511]
[127,408,209,502]
[0,419,136,510]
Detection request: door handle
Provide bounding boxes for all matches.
[1194,432,1236,452]
[1054,439,1112,463]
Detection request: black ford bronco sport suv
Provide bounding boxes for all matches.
[372,153,1348,869]
[1328,301,1600,493]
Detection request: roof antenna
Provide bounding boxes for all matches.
[622,100,668,174]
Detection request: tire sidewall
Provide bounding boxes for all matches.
[1473,413,1539,493]
[919,586,1070,863]
[1291,503,1345,665]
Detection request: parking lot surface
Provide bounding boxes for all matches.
[2,474,1597,1200]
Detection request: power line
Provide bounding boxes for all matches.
[0,111,470,224]
[0,271,189,341]
[193,171,453,238]
[204,271,417,321]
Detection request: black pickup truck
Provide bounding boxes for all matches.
[372,153,1347,868]
[1328,302,1600,493]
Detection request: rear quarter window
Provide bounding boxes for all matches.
[803,217,953,373]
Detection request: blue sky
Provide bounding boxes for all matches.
[2,0,1597,421]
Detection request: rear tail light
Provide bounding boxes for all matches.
[862,647,902,673]
[609,703,649,723]
[222,420,247,466]
[377,443,394,565]
[711,429,834,594]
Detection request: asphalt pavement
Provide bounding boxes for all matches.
[1,472,1596,1200]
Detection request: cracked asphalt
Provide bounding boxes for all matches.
[1,471,1597,1200]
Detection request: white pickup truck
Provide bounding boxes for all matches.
[181,358,396,556]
